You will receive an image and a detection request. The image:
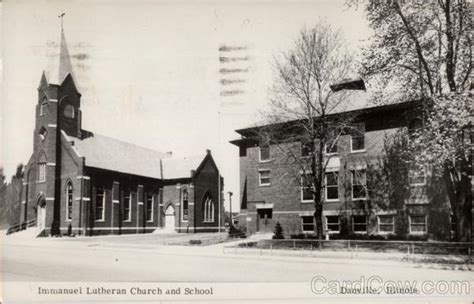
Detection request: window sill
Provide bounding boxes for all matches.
[123,220,132,223]
[350,149,366,154]
[95,219,105,222]
[147,220,154,223]
[352,197,368,201]
[325,199,340,203]
[409,231,427,235]
[36,181,47,184]
[65,219,72,222]
[259,159,272,163]
[301,199,313,203]
[353,231,367,234]
[377,231,395,235]
[203,221,215,223]
[259,184,271,187]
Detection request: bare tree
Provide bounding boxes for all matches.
[257,23,362,238]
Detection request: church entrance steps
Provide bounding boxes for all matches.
[4,226,41,239]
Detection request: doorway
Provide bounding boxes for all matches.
[164,205,175,232]
[256,208,273,233]
[36,197,46,235]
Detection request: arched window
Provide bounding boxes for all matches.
[66,182,73,221]
[203,195,214,223]
[182,189,189,221]
[39,99,48,116]
[37,152,47,182]
[64,104,75,119]
[95,187,105,221]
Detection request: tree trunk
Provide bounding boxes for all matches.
[314,203,323,240]
[445,164,472,242]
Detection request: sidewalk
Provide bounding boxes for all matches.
[3,231,471,271]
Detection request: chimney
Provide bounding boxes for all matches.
[206,149,211,155]
[166,151,173,157]
[330,78,366,92]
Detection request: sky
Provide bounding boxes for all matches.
[1,0,370,212]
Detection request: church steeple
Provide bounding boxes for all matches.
[43,14,76,86]
[37,14,82,139]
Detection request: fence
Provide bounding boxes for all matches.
[223,239,472,263]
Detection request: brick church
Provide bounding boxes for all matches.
[20,28,224,237]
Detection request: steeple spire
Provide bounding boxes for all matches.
[43,13,76,86]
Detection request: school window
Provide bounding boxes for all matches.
[66,182,73,221]
[301,140,313,157]
[409,167,426,185]
[351,128,365,152]
[123,192,131,222]
[38,163,46,182]
[325,171,339,201]
[409,215,427,234]
[259,143,270,162]
[203,196,215,222]
[258,170,271,186]
[301,216,315,232]
[325,141,338,154]
[351,170,367,200]
[95,187,105,221]
[326,216,340,232]
[182,189,189,221]
[352,215,367,232]
[301,174,313,202]
[146,195,153,222]
[378,215,395,233]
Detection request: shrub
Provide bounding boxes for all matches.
[228,224,247,238]
[238,241,257,248]
[189,239,202,245]
[272,222,284,239]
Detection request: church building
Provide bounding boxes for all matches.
[20,28,224,237]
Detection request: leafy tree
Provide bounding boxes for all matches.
[258,22,360,239]
[352,0,472,241]
[1,164,24,227]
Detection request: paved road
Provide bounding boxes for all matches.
[2,238,473,283]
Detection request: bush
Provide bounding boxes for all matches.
[228,224,247,238]
[189,239,202,245]
[272,222,284,239]
[238,241,257,248]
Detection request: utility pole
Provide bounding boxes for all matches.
[228,191,233,227]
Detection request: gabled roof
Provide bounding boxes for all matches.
[63,131,168,179]
[62,131,211,180]
[43,29,75,86]
[161,153,208,180]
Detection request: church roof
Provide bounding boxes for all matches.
[63,131,167,179]
[161,154,208,180]
[43,29,75,86]
[62,131,208,180]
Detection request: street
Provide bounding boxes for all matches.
[2,234,473,283]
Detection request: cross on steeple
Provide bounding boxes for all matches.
[58,12,65,31]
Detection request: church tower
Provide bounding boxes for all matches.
[28,21,82,235]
